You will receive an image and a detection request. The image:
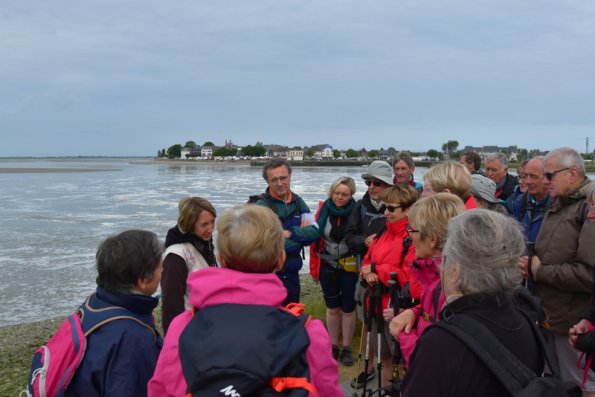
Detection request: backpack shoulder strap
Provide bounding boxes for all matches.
[80,295,157,341]
[252,193,275,210]
[519,192,530,219]
[576,200,589,229]
[400,236,412,266]
[433,283,443,320]
[434,313,536,395]
[271,302,317,395]
[359,202,367,222]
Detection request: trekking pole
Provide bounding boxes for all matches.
[374,283,384,397]
[359,282,374,397]
[352,320,366,396]
[388,272,403,385]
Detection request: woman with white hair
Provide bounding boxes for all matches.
[400,210,544,397]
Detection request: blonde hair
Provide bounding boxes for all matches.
[423,161,472,201]
[177,197,217,234]
[328,176,356,197]
[408,193,465,251]
[216,205,284,273]
[381,184,418,210]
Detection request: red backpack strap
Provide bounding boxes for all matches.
[283,302,312,326]
[270,377,317,395]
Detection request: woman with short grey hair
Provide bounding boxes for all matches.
[401,210,544,397]
[441,209,524,298]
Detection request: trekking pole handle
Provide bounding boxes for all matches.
[389,272,400,314]
[388,279,399,316]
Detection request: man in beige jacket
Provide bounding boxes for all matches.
[521,147,595,395]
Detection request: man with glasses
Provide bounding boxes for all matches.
[256,159,319,306]
[508,156,550,259]
[344,160,394,388]
[485,152,518,200]
[520,147,595,394]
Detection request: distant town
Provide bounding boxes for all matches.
[157,139,594,163]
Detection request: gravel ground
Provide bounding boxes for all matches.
[0,275,360,396]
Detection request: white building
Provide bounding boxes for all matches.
[288,149,304,161]
[201,146,213,158]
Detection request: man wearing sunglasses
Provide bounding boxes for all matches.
[520,147,595,394]
[344,160,394,388]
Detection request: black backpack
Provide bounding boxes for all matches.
[434,310,581,397]
[179,303,316,396]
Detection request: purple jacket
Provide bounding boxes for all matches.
[148,267,343,397]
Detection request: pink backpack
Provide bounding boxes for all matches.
[23,295,153,397]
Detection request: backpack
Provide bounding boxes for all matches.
[434,310,581,397]
[179,303,316,397]
[23,295,156,397]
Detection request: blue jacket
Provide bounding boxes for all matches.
[507,192,550,245]
[256,190,319,273]
[67,288,162,397]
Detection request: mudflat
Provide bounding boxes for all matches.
[0,167,121,173]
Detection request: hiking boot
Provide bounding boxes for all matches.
[331,344,340,360]
[340,346,354,366]
[350,370,375,389]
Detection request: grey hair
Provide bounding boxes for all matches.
[485,152,509,167]
[543,147,586,177]
[443,209,524,296]
[328,176,356,197]
[262,159,292,180]
[393,152,415,169]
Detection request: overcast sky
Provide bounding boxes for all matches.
[1,0,594,157]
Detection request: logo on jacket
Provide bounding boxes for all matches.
[220,385,241,397]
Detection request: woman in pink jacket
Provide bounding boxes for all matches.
[389,193,465,366]
[148,204,343,397]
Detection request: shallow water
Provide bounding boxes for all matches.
[1,158,428,326]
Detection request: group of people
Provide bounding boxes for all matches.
[54,147,595,397]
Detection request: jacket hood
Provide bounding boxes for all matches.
[553,178,593,209]
[187,267,287,309]
[568,178,592,200]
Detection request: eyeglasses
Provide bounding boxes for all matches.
[383,204,402,212]
[544,167,571,181]
[406,224,419,238]
[268,175,289,184]
[365,179,386,187]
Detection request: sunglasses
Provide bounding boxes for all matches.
[364,179,386,187]
[383,204,402,212]
[544,167,571,181]
[405,224,419,237]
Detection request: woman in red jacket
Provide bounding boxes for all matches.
[360,184,422,388]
